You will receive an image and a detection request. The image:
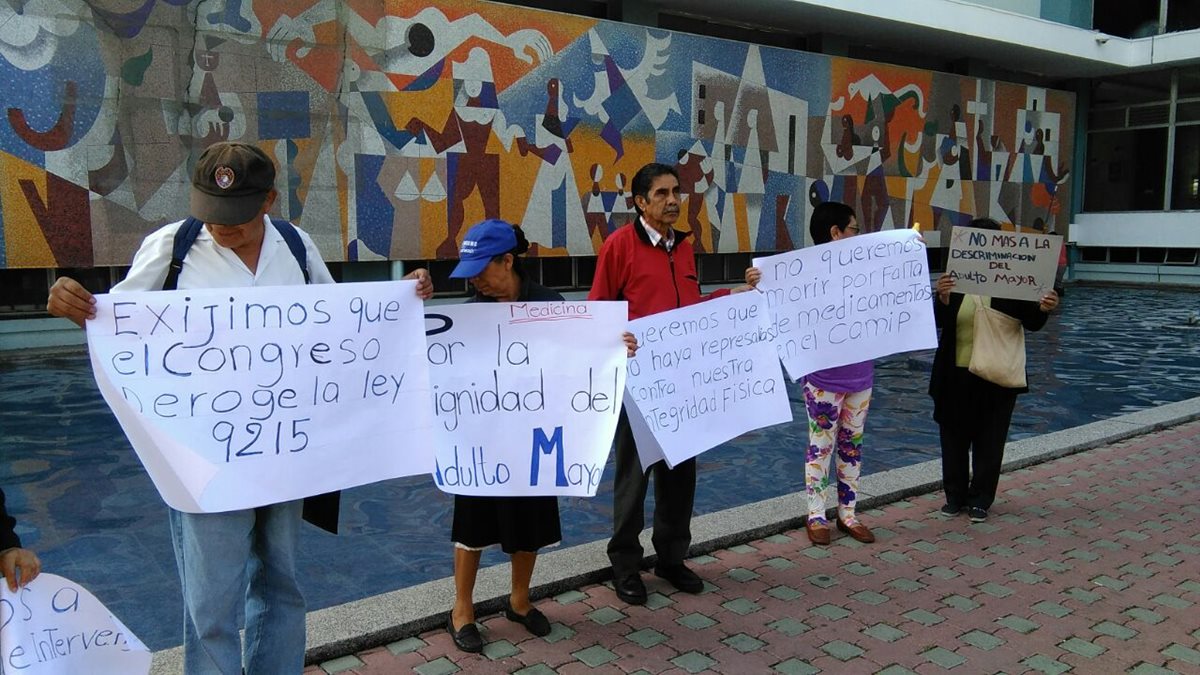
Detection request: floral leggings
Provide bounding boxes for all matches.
[803,383,871,524]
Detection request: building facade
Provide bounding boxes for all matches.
[0,0,1197,344]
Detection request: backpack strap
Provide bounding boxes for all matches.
[162,217,205,291]
[271,219,310,284]
[161,217,311,290]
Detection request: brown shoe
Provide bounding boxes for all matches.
[836,518,876,543]
[805,519,831,545]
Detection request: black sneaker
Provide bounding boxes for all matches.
[940,504,962,517]
[968,507,988,523]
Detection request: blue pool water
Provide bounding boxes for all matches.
[2,284,1198,650]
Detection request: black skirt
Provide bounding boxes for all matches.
[451,495,561,554]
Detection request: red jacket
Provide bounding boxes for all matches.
[588,218,730,320]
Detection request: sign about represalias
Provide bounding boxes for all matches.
[944,226,1063,301]
[85,281,435,513]
[624,293,792,470]
[425,301,629,496]
[753,229,937,381]
[0,574,150,675]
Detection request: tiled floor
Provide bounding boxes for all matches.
[308,420,1200,674]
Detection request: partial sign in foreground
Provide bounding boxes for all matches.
[426,302,628,496]
[945,226,1063,301]
[0,574,151,675]
[624,293,792,470]
[753,230,937,381]
[86,281,434,513]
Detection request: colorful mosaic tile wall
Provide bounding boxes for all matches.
[0,0,1074,268]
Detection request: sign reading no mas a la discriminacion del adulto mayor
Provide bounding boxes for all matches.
[944,226,1063,302]
[624,292,792,470]
[753,229,937,381]
[1,574,151,675]
[425,301,629,497]
[85,281,435,513]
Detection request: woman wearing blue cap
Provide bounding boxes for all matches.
[444,218,637,652]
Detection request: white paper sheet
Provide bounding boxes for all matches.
[426,301,628,496]
[753,229,938,381]
[624,293,792,469]
[85,281,435,512]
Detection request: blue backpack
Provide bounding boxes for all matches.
[161,217,310,290]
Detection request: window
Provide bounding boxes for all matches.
[1171,124,1200,210]
[1084,128,1168,211]
[1093,0,1161,38]
[1166,0,1200,32]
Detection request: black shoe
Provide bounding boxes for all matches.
[613,572,647,605]
[447,615,483,653]
[968,507,988,523]
[654,563,703,594]
[504,601,552,637]
[940,504,962,517]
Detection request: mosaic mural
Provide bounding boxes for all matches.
[0,0,1074,268]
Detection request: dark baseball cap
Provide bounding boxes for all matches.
[190,142,276,226]
[449,219,518,278]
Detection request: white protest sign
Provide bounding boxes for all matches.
[623,293,792,470]
[753,229,937,381]
[85,281,435,513]
[0,574,150,675]
[945,226,1063,301]
[426,301,628,496]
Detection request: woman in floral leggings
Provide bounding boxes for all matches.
[746,201,876,545]
[795,202,877,545]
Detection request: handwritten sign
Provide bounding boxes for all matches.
[85,281,435,513]
[1,574,150,675]
[624,293,792,470]
[945,226,1063,301]
[425,301,629,496]
[753,229,937,381]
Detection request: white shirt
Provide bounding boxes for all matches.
[113,215,335,293]
[640,216,675,252]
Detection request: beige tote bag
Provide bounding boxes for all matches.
[967,296,1027,388]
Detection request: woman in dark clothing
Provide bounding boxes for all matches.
[1,487,41,591]
[930,218,1059,523]
[444,219,636,653]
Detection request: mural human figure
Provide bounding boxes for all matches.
[930,104,970,230]
[709,101,736,252]
[520,78,587,252]
[675,142,716,252]
[736,108,768,249]
[406,48,523,258]
[836,114,860,160]
[612,172,635,231]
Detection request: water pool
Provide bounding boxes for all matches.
[1,284,1197,649]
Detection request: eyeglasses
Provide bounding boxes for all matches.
[844,226,861,234]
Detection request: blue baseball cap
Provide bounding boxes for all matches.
[449,219,518,278]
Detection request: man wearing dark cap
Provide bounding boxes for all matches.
[48,141,432,674]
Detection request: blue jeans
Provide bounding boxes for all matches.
[168,501,306,675]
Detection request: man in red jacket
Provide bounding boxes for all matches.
[589,162,749,604]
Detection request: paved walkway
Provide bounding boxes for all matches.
[306,420,1200,674]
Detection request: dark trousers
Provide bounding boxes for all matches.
[938,383,1017,511]
[607,408,697,577]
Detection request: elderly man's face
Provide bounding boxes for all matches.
[635,173,681,231]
